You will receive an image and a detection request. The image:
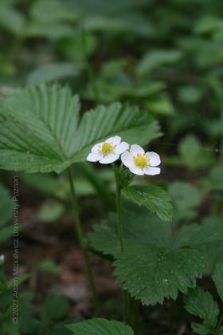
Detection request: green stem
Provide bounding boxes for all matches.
[67,167,100,315]
[113,166,124,252]
[81,23,100,103]
[80,162,115,210]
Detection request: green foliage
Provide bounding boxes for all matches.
[66,318,133,335]
[184,263,223,334]
[136,49,182,77]
[0,85,160,174]
[0,183,14,242]
[27,62,83,85]
[122,185,173,221]
[169,181,203,220]
[89,208,223,305]
[185,287,219,329]
[212,263,223,301]
[115,243,203,305]
[179,135,214,170]
[89,207,171,257]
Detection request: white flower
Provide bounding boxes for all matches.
[87,136,129,164]
[121,144,161,176]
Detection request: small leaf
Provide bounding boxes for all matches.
[43,295,69,320]
[122,185,173,221]
[137,49,182,76]
[179,135,214,169]
[114,243,203,305]
[66,318,133,335]
[27,62,83,85]
[213,263,223,301]
[184,286,219,329]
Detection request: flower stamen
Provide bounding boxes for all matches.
[100,142,115,156]
[133,154,150,168]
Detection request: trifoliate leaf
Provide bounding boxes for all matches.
[66,318,133,335]
[114,243,203,305]
[88,207,171,257]
[213,263,223,301]
[184,287,219,329]
[122,185,173,221]
[0,85,161,174]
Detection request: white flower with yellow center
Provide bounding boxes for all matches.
[121,144,161,175]
[87,136,129,164]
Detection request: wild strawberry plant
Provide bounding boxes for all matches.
[0,83,223,334]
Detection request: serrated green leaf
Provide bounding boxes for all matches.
[191,322,210,335]
[0,85,161,174]
[122,185,173,221]
[213,263,223,301]
[184,287,219,329]
[0,85,80,173]
[66,318,133,335]
[173,216,223,248]
[88,207,171,257]
[173,216,223,273]
[72,103,161,162]
[114,243,203,305]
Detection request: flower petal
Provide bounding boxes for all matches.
[105,136,121,145]
[114,142,129,154]
[144,167,161,175]
[146,152,161,166]
[129,166,144,175]
[121,151,134,167]
[91,143,103,153]
[87,152,101,162]
[130,144,145,156]
[99,153,119,164]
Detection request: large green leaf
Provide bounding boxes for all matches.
[122,185,173,221]
[114,243,203,305]
[88,207,171,257]
[66,318,133,335]
[71,103,161,162]
[0,85,80,173]
[213,263,223,301]
[184,287,219,329]
[0,85,161,173]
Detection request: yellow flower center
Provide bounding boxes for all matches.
[101,142,114,155]
[133,154,150,168]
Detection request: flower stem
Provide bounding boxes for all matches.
[113,166,124,252]
[67,166,100,315]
